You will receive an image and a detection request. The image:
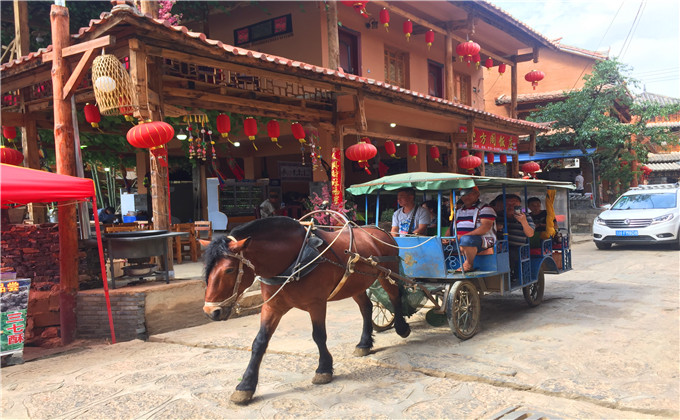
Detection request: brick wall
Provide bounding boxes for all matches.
[77,291,147,341]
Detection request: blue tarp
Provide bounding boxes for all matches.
[496,148,596,163]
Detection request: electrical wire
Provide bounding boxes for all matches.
[619,0,646,59]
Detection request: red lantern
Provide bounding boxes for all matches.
[458,155,481,174]
[403,19,412,41]
[2,126,17,141]
[456,40,480,66]
[379,8,390,31]
[484,57,494,70]
[384,140,397,158]
[0,146,24,166]
[83,103,101,129]
[460,149,469,157]
[126,120,174,150]
[641,165,652,175]
[429,146,441,163]
[341,0,369,17]
[525,70,545,90]
[425,30,434,50]
[291,122,306,144]
[498,63,507,75]
[244,117,258,150]
[475,151,483,160]
[346,139,377,174]
[267,120,281,148]
[472,53,481,70]
[486,152,494,164]
[408,143,418,160]
[216,114,231,138]
[500,154,508,164]
[521,161,541,174]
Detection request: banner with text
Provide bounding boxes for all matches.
[331,148,343,205]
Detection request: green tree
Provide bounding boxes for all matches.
[528,58,680,196]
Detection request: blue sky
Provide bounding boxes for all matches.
[493,0,680,98]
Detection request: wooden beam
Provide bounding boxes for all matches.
[13,0,29,56]
[529,132,536,155]
[342,127,451,148]
[62,47,96,100]
[355,91,367,132]
[1,69,52,94]
[372,1,447,36]
[466,118,475,149]
[513,47,540,64]
[511,63,518,119]
[1,111,26,126]
[42,35,115,61]
[326,0,339,71]
[449,133,458,173]
[128,38,151,120]
[445,26,454,102]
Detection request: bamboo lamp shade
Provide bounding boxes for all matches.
[91,53,138,117]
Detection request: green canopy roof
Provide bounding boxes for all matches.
[346,172,575,195]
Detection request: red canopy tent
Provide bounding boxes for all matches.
[1,163,116,343]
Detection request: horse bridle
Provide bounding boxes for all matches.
[203,236,255,311]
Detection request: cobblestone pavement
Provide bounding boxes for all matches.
[2,237,678,419]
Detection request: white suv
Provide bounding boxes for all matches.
[593,183,680,250]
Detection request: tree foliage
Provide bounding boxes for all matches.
[528,58,680,189]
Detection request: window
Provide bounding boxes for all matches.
[339,28,360,75]
[454,73,471,105]
[384,47,409,88]
[233,14,292,46]
[427,61,443,97]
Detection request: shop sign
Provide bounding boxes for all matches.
[331,148,343,205]
[459,126,518,153]
[278,161,312,181]
[1,278,30,356]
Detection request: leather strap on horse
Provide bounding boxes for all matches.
[327,252,361,300]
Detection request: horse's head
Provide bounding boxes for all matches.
[202,236,255,321]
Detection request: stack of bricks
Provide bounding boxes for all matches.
[76,291,147,341]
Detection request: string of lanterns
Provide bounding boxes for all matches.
[1,126,24,166]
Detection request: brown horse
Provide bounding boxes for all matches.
[202,216,410,405]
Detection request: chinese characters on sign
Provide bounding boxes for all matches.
[331,148,343,205]
[458,126,518,153]
[1,278,31,356]
[278,161,312,181]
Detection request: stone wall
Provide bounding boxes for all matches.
[77,290,147,341]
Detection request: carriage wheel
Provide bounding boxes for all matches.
[371,300,395,332]
[523,264,545,307]
[446,280,481,340]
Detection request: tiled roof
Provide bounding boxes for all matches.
[476,1,557,48]
[646,162,680,171]
[496,90,575,105]
[1,3,547,131]
[646,121,680,128]
[555,42,608,60]
[648,152,680,162]
[636,92,680,106]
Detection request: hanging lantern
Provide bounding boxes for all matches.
[379,8,390,31]
[484,57,494,70]
[525,70,545,90]
[472,53,481,70]
[486,152,494,165]
[216,113,231,141]
[460,149,469,157]
[429,146,441,163]
[2,126,17,142]
[498,63,507,75]
[341,1,370,17]
[83,103,101,129]
[403,19,412,42]
[91,53,138,116]
[384,140,397,158]
[291,122,306,144]
[408,143,418,160]
[521,161,541,174]
[267,119,282,148]
[425,30,434,50]
[456,40,480,66]
[244,117,258,150]
[126,120,174,149]
[475,151,483,160]
[346,138,377,174]
[458,154,481,174]
[0,146,24,166]
[500,154,508,164]
[642,165,653,176]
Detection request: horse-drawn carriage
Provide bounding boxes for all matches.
[346,172,574,340]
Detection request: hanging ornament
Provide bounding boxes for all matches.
[425,30,434,50]
[500,154,508,164]
[243,117,258,150]
[525,70,545,90]
[91,53,138,116]
[2,126,17,142]
[521,161,541,178]
[498,63,507,75]
[216,113,232,143]
[126,120,174,167]
[291,122,306,144]
[484,57,494,71]
[429,146,441,164]
[341,1,370,17]
[475,151,483,160]
[486,152,494,164]
[207,127,216,160]
[187,125,195,159]
[346,138,377,174]
[456,40,480,66]
[384,140,398,158]
[0,146,24,166]
[458,154,481,174]
[379,8,390,31]
[472,53,481,70]
[460,149,469,157]
[306,124,322,171]
[408,143,418,160]
[267,119,282,148]
[83,103,101,129]
[403,19,412,42]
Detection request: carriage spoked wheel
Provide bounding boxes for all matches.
[446,280,481,340]
[371,299,395,332]
[522,264,545,307]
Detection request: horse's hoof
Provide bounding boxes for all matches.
[353,347,371,357]
[312,372,333,384]
[397,325,411,338]
[230,390,254,405]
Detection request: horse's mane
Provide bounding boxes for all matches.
[203,217,303,283]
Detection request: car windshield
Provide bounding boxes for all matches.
[611,193,677,210]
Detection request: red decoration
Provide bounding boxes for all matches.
[484,57,494,70]
[521,161,541,174]
[456,40,480,66]
[641,165,653,175]
[458,155,481,174]
[2,126,17,141]
[291,122,306,143]
[486,152,494,164]
[341,1,370,17]
[408,143,418,160]
[266,120,281,148]
[425,30,434,50]
[472,53,481,69]
[525,70,545,90]
[403,19,412,42]
[126,120,174,149]
[460,150,469,157]
[83,103,101,129]
[346,139,377,174]
[216,114,231,138]
[475,151,483,159]
[331,148,343,204]
[429,146,441,163]
[243,117,258,150]
[498,63,507,75]
[379,8,390,31]
[500,154,508,164]
[0,146,24,166]
[384,140,397,158]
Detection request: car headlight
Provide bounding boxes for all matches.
[651,213,675,225]
[595,216,607,226]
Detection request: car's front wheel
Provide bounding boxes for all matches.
[595,241,612,250]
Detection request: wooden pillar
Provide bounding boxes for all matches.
[449,134,458,173]
[13,0,29,55]
[355,91,367,132]
[200,165,208,221]
[326,0,339,71]
[50,4,78,345]
[445,27,454,102]
[315,128,333,182]
[243,156,256,179]
[510,63,518,119]
[139,1,158,18]
[529,132,536,155]
[512,154,520,178]
[135,151,148,194]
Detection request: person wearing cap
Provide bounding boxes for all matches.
[259,191,281,218]
[496,193,535,277]
[444,186,496,272]
[391,188,431,237]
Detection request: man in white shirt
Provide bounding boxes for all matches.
[259,191,280,218]
[391,188,431,237]
[574,171,584,195]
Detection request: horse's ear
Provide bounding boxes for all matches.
[228,237,252,252]
[198,239,211,248]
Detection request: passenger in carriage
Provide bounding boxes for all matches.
[391,188,431,237]
[444,187,496,272]
[527,196,556,247]
[496,194,535,277]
